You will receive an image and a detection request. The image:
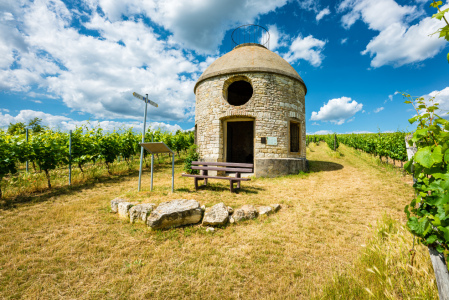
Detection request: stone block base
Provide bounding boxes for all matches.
[255,158,308,177]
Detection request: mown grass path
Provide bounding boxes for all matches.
[0,144,415,299]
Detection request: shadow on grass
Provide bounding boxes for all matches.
[185,182,264,194]
[308,160,344,172]
[0,167,161,210]
[1,157,188,210]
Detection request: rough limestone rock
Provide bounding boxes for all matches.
[147,199,202,229]
[258,206,273,216]
[229,216,235,224]
[201,205,206,211]
[202,202,229,226]
[233,205,258,222]
[111,198,127,213]
[118,202,135,218]
[271,204,281,212]
[206,227,215,233]
[129,203,156,223]
[227,206,234,215]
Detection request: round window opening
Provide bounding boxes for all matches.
[227,80,253,106]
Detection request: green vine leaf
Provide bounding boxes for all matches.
[415,146,443,168]
[432,8,449,20]
[426,235,438,244]
[439,25,449,41]
[430,1,443,8]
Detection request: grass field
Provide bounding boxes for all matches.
[0,143,438,299]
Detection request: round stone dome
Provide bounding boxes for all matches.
[194,43,306,94]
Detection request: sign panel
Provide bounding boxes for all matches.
[133,92,158,107]
[140,142,173,154]
[267,137,277,146]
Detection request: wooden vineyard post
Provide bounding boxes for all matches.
[26,128,29,173]
[334,134,336,151]
[406,134,449,299]
[69,130,72,186]
[429,247,449,300]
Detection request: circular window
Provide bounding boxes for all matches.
[226,80,253,106]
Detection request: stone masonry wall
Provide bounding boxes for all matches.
[195,72,306,164]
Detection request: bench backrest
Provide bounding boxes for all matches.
[192,161,253,173]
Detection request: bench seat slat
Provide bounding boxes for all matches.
[192,166,253,173]
[182,174,250,181]
[192,161,253,168]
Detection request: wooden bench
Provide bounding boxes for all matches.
[182,161,253,193]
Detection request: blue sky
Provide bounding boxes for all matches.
[0,0,448,134]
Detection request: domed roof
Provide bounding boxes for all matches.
[194,43,306,94]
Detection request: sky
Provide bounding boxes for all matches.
[0,0,448,134]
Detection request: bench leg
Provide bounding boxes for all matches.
[236,173,241,189]
[194,178,199,191]
[230,180,234,193]
[204,178,208,186]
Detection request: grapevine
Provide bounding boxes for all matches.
[0,126,195,198]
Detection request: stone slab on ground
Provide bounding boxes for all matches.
[129,203,156,223]
[118,202,136,218]
[202,202,229,226]
[258,206,273,216]
[271,204,281,212]
[233,205,258,222]
[111,198,127,213]
[147,199,203,229]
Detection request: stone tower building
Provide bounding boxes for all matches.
[194,34,307,177]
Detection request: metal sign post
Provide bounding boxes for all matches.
[151,134,154,191]
[25,128,29,173]
[133,92,158,192]
[140,142,175,193]
[69,130,72,186]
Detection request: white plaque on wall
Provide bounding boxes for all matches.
[267,137,277,145]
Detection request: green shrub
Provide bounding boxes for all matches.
[184,145,199,174]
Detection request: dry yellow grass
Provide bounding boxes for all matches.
[0,143,436,299]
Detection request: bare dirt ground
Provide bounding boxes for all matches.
[0,144,415,299]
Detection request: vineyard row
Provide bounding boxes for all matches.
[307,132,409,163]
[0,127,194,198]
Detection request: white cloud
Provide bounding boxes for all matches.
[338,0,418,31]
[0,0,206,122]
[346,130,373,134]
[422,87,449,117]
[28,92,58,99]
[384,94,393,103]
[338,0,447,67]
[311,96,363,125]
[284,35,327,66]
[374,107,384,113]
[362,15,447,67]
[0,109,184,132]
[297,0,319,12]
[0,110,72,129]
[94,0,289,53]
[263,24,288,51]
[316,7,330,22]
[341,38,348,44]
[307,130,333,135]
